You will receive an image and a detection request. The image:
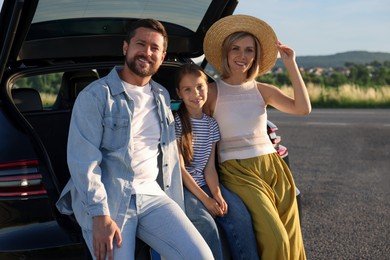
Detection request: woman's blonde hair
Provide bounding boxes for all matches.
[220,31,261,81]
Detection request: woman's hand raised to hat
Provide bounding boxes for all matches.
[276,41,296,65]
[275,41,311,115]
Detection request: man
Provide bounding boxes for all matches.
[56,19,212,260]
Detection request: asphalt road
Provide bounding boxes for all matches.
[267,108,390,260]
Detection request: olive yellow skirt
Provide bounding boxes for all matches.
[219,153,306,260]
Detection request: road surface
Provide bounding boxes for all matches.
[268,108,390,259]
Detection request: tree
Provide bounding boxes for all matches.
[373,66,390,85]
[325,73,348,87]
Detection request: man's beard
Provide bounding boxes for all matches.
[125,54,159,77]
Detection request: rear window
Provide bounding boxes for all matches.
[33,0,212,32]
[12,73,63,109]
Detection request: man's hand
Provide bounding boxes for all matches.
[93,215,122,260]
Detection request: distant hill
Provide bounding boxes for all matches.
[275,51,390,69]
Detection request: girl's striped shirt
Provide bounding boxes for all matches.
[175,113,221,187]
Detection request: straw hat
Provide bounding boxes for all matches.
[203,14,278,76]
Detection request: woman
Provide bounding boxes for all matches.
[203,15,311,260]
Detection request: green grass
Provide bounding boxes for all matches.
[280,84,390,108]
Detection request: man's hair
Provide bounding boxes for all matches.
[126,19,168,51]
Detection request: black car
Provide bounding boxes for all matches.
[0,0,290,258]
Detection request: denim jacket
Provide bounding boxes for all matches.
[56,67,184,231]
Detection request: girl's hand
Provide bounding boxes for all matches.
[204,197,224,218]
[277,41,296,64]
[213,194,228,215]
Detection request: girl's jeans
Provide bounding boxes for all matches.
[184,184,259,260]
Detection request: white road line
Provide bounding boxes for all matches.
[306,122,390,127]
[307,122,349,126]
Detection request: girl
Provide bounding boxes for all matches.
[174,63,258,260]
[203,15,311,260]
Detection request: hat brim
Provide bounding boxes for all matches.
[203,14,278,77]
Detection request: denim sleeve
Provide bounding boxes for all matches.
[67,90,110,217]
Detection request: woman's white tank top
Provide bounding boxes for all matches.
[213,80,276,162]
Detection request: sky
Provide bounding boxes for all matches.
[1,0,389,56]
[233,0,390,56]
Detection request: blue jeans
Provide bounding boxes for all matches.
[184,184,259,260]
[82,194,213,260]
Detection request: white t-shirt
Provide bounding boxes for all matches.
[122,81,164,195]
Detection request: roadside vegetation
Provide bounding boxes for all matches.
[259,61,390,108]
[15,60,390,108]
[279,83,390,108]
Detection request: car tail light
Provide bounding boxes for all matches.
[276,144,288,157]
[267,124,281,145]
[267,121,288,159]
[269,133,281,145]
[0,160,47,198]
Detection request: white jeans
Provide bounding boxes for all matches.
[83,193,213,260]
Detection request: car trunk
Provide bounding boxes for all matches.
[0,0,238,253]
